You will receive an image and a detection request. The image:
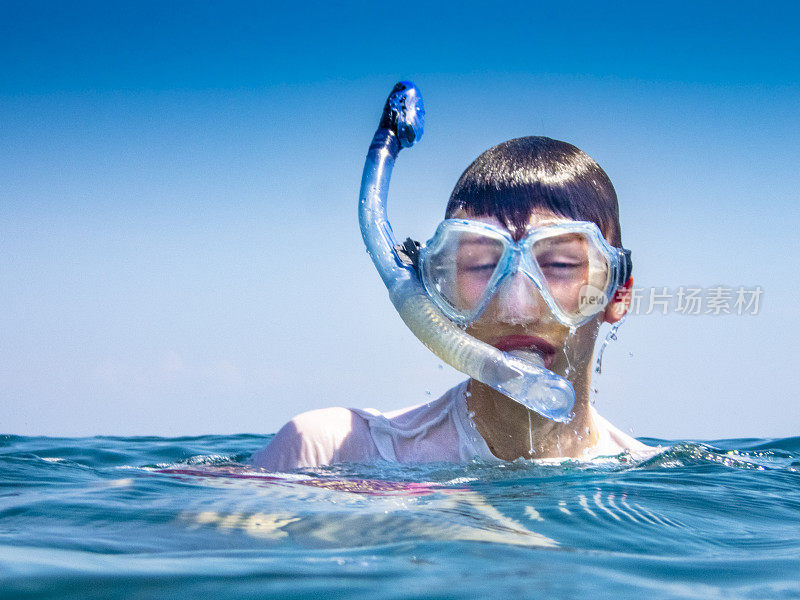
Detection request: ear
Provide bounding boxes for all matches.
[604,276,633,324]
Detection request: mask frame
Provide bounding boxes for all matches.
[417,218,632,329]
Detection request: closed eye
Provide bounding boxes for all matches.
[539,259,588,281]
[464,262,498,274]
[541,261,582,269]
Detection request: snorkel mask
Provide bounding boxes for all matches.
[360,82,586,422]
[419,219,632,329]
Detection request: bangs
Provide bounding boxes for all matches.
[445,137,622,247]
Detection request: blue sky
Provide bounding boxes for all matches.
[1,1,798,438]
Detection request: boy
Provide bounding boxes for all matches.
[252,136,650,471]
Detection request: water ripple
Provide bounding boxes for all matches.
[1,435,799,599]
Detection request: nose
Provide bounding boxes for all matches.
[493,270,544,324]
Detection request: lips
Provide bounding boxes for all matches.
[492,334,557,368]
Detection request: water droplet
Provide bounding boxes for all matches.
[594,314,628,374]
[527,410,535,458]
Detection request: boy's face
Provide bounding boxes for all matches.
[451,209,629,380]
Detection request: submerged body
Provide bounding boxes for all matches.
[251,381,651,471]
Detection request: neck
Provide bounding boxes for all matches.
[466,368,598,460]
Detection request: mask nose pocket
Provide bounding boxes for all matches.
[490,269,547,325]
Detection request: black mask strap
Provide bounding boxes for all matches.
[395,238,421,275]
[618,248,633,287]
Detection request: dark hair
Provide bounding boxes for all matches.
[446,137,622,246]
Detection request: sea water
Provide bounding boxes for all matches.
[2,434,800,599]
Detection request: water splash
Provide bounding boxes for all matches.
[594,313,628,375]
[563,325,578,378]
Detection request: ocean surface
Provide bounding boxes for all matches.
[2,434,800,599]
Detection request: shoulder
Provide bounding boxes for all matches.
[590,408,653,456]
[251,407,367,471]
[290,406,356,437]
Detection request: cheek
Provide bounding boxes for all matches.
[455,274,489,308]
[548,280,585,313]
[463,322,493,346]
[564,318,602,362]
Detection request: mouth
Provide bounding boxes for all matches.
[491,335,557,369]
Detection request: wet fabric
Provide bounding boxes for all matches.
[251,382,650,471]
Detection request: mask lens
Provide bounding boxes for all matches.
[531,232,611,319]
[422,227,507,318]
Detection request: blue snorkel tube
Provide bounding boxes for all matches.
[359,82,575,422]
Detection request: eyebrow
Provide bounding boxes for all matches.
[539,235,584,246]
[526,219,572,230]
[460,237,501,246]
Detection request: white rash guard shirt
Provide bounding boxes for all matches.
[251,381,651,472]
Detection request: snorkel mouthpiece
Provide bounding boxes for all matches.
[359,82,575,423]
